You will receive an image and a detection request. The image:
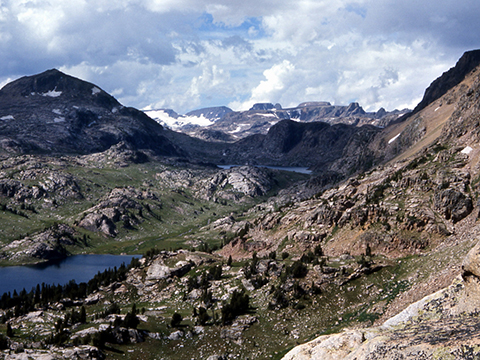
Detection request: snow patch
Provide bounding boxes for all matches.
[248,112,276,118]
[0,115,14,121]
[461,146,473,155]
[144,109,214,130]
[231,124,251,133]
[53,117,65,123]
[42,89,62,97]
[112,107,118,114]
[388,133,401,144]
[434,107,441,112]
[52,109,62,115]
[92,87,101,95]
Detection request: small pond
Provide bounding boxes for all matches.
[217,165,312,174]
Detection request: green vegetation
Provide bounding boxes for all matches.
[0,157,308,266]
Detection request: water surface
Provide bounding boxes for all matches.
[218,165,312,174]
[0,254,140,295]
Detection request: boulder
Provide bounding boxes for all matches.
[462,240,480,279]
[146,259,192,281]
[168,330,184,341]
[62,345,104,359]
[111,327,144,344]
[457,241,480,314]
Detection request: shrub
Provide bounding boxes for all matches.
[196,307,209,325]
[208,265,222,280]
[6,323,13,337]
[287,260,308,278]
[269,286,289,309]
[171,312,183,328]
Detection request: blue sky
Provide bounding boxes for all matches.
[1,0,480,114]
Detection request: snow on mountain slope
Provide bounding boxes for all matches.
[144,109,215,130]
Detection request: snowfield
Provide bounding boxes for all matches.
[144,109,215,130]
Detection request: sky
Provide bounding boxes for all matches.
[1,0,480,115]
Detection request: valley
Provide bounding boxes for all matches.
[1,50,480,359]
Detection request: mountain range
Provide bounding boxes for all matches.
[0,65,431,181]
[1,50,480,359]
[144,100,409,141]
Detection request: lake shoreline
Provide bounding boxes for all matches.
[0,254,142,295]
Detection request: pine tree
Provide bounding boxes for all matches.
[171,312,182,327]
[80,306,87,324]
[6,323,13,337]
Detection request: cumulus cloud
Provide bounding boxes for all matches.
[233,60,296,110]
[0,0,479,114]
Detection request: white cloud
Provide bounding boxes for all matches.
[235,60,296,110]
[0,0,479,115]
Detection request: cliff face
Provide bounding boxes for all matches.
[413,49,480,114]
[218,120,380,175]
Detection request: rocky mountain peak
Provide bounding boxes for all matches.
[185,106,233,120]
[0,69,185,156]
[0,69,120,110]
[249,103,278,111]
[413,49,480,114]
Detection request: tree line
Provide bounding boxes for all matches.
[0,257,140,322]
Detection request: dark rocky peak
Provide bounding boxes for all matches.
[413,49,480,114]
[0,69,186,156]
[0,69,120,110]
[250,103,277,111]
[375,107,387,118]
[185,106,233,120]
[344,102,366,115]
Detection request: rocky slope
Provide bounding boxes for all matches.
[282,239,480,360]
[216,120,380,173]
[0,144,308,264]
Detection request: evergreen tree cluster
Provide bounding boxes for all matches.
[221,288,250,325]
[208,264,222,280]
[0,257,140,318]
[0,332,9,349]
[113,304,139,329]
[242,252,258,280]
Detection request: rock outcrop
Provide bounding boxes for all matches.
[0,224,75,261]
